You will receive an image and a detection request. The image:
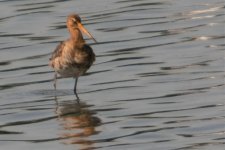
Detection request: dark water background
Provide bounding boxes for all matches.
[0,0,225,150]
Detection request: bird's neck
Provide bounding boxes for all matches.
[69,27,85,45]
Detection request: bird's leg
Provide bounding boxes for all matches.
[54,72,57,91]
[74,77,80,103]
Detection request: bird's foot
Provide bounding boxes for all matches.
[74,90,80,104]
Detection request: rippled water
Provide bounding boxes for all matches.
[0,0,225,149]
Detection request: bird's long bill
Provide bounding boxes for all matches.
[78,23,97,43]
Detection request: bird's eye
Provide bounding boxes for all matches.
[72,18,77,23]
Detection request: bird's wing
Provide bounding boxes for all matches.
[49,41,65,61]
[82,44,95,68]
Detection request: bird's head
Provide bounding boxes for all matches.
[67,14,97,43]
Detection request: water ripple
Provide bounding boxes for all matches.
[0,0,224,149]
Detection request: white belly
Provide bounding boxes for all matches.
[51,58,86,78]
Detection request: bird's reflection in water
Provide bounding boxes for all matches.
[55,99,101,149]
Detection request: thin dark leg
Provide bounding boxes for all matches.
[74,77,80,102]
[54,72,57,91]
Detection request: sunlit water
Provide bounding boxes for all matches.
[0,0,225,150]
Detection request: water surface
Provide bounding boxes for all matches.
[0,0,225,150]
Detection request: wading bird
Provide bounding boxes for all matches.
[49,14,96,101]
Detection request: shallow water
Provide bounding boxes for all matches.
[0,0,225,150]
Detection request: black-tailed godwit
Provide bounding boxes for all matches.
[49,14,96,101]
